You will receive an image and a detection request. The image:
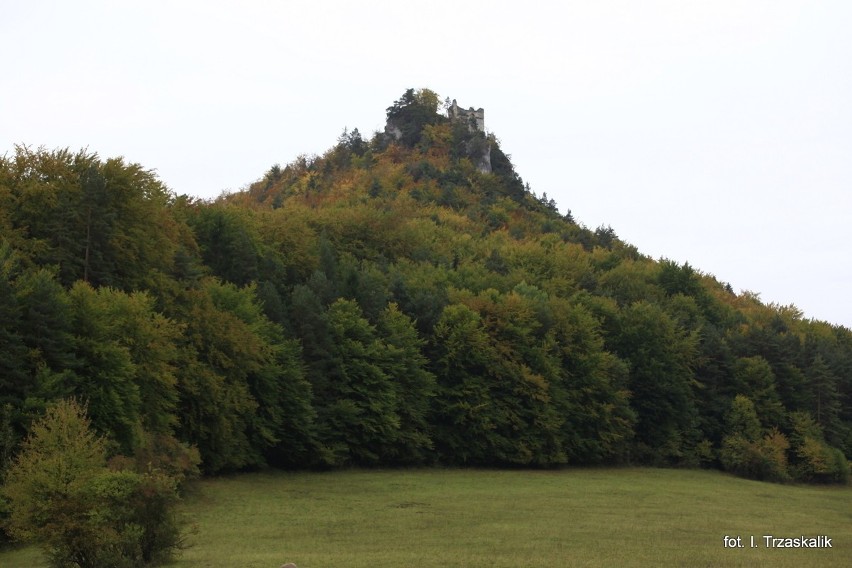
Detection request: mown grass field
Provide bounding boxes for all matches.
[2,467,850,567]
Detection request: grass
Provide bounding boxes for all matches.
[2,467,850,567]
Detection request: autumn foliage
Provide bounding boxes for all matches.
[0,90,849,530]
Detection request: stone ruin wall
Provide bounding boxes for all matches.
[448,99,485,132]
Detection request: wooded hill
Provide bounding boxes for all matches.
[1,88,850,484]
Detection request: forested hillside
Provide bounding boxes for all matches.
[1,89,850,485]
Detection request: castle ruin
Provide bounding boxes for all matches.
[447,99,485,132]
[447,99,491,173]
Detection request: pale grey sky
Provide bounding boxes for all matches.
[3,1,851,328]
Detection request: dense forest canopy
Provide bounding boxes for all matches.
[0,89,850,488]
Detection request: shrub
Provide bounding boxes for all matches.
[789,411,850,484]
[832,450,851,484]
[719,434,755,477]
[792,435,850,484]
[720,429,790,483]
[109,431,200,490]
[1,399,186,567]
[756,428,791,482]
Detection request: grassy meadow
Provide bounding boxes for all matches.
[2,467,850,567]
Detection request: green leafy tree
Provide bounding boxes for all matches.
[732,310,808,411]
[168,283,258,473]
[3,399,108,565]
[377,303,436,463]
[596,259,663,307]
[166,278,320,472]
[7,267,79,465]
[96,290,182,436]
[385,88,445,147]
[317,299,400,465]
[609,301,700,463]
[63,283,142,454]
[188,206,262,286]
[732,356,785,429]
[2,399,185,567]
[726,395,762,442]
[3,147,177,291]
[545,297,635,463]
[388,264,449,335]
[691,323,737,447]
[289,283,334,384]
[469,289,567,465]
[805,355,842,437]
[657,259,703,298]
[430,303,498,463]
[254,279,288,325]
[788,412,849,484]
[0,243,29,417]
[15,274,184,452]
[719,395,790,482]
[339,257,389,323]
[205,281,318,468]
[430,294,563,466]
[14,268,77,383]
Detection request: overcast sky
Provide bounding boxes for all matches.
[3,1,851,328]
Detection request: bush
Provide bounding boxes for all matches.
[789,412,850,484]
[792,436,850,484]
[756,428,792,482]
[109,431,200,490]
[95,469,185,565]
[833,451,851,484]
[1,399,186,567]
[719,434,755,477]
[720,429,790,483]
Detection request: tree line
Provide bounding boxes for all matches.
[1,90,850,495]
